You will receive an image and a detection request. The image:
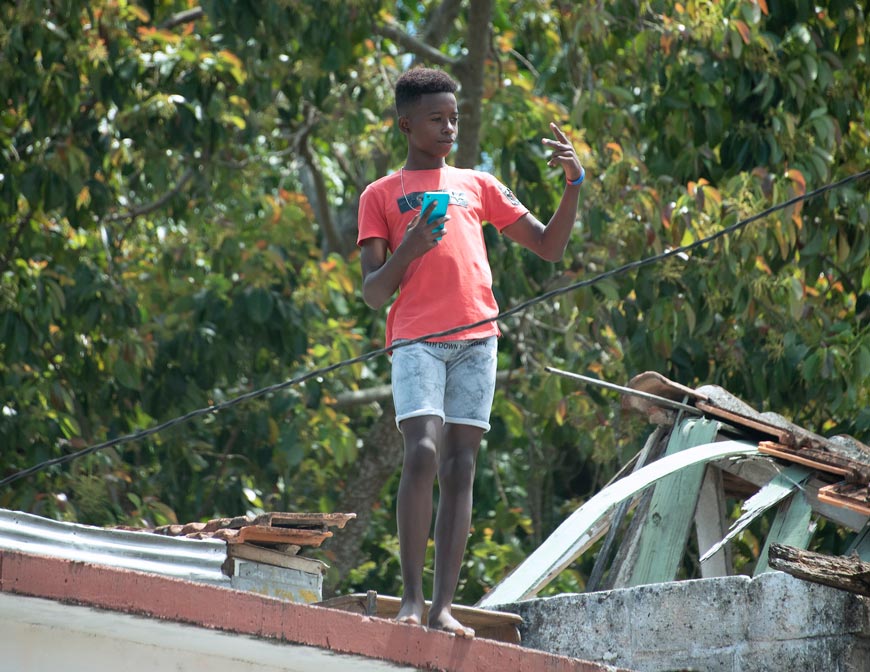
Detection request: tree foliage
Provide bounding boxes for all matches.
[1,0,868,603]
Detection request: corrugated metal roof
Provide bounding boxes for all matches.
[0,508,229,584]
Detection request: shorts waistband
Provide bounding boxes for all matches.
[422,339,490,350]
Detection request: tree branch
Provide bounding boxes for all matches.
[372,2,494,168]
[422,0,463,46]
[820,253,859,296]
[159,6,204,30]
[374,22,457,67]
[104,167,196,224]
[294,106,347,257]
[198,425,241,520]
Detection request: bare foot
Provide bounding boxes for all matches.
[395,598,424,626]
[428,609,475,638]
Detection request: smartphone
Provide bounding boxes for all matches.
[421,192,449,236]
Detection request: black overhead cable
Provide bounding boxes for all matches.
[2,168,869,489]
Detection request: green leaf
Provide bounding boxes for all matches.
[114,357,141,390]
[246,288,274,323]
[857,346,870,382]
[802,351,821,383]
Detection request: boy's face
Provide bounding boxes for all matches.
[400,92,458,160]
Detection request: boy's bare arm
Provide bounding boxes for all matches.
[360,203,446,310]
[503,122,583,262]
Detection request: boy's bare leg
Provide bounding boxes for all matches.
[428,422,483,638]
[395,415,442,625]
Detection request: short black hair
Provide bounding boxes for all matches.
[395,67,458,116]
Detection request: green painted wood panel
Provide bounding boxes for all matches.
[624,417,720,588]
[754,490,815,575]
[846,520,870,561]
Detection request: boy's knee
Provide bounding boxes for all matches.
[403,436,438,475]
[438,451,476,487]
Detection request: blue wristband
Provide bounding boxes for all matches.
[567,166,585,185]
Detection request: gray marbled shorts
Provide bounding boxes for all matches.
[390,336,498,432]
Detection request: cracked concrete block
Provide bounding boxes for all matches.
[499,571,870,672]
[746,571,870,641]
[626,577,751,655]
[506,590,632,661]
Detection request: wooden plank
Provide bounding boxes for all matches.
[713,454,782,488]
[759,441,870,482]
[623,418,720,588]
[768,543,870,597]
[587,427,665,591]
[846,520,870,561]
[600,427,671,590]
[230,558,322,603]
[699,464,812,563]
[715,456,870,531]
[817,482,870,516]
[227,543,327,574]
[694,466,732,578]
[696,402,794,444]
[758,442,851,476]
[476,439,760,608]
[754,491,816,575]
[317,593,523,644]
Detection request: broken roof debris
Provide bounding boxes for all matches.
[480,369,870,608]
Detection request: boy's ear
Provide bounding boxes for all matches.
[397,115,411,136]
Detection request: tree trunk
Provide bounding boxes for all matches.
[453,0,493,168]
[326,405,404,596]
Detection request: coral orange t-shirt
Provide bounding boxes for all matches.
[357,166,529,346]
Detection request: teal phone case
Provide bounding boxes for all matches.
[421,192,449,239]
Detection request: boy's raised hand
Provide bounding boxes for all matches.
[542,122,583,184]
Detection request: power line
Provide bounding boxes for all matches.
[2,168,869,488]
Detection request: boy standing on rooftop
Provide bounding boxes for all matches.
[357,67,584,637]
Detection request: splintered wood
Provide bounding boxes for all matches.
[148,512,356,548]
[769,543,870,597]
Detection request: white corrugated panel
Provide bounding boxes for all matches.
[0,508,229,584]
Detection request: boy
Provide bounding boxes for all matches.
[357,67,584,637]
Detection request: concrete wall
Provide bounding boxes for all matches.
[3,550,624,672]
[500,572,870,672]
